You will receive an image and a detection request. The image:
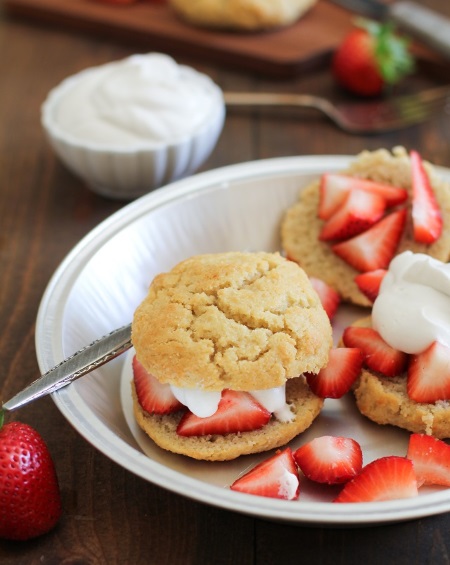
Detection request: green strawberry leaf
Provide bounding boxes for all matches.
[358,18,415,85]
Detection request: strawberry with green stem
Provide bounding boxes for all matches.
[332,19,414,97]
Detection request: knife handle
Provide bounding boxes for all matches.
[392,2,450,59]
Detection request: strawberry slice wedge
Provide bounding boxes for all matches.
[342,326,408,377]
[132,356,183,415]
[177,390,271,437]
[334,456,418,503]
[319,189,386,241]
[354,269,387,302]
[293,436,363,485]
[309,277,341,319]
[407,340,450,403]
[230,448,300,500]
[410,150,442,244]
[332,208,407,272]
[305,347,364,399]
[407,433,450,487]
[318,173,408,220]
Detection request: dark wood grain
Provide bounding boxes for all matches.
[1,1,450,563]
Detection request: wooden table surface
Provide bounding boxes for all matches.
[1,1,450,563]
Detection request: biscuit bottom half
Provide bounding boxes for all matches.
[132,376,323,461]
[354,370,450,439]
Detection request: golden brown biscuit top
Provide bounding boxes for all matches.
[132,252,332,391]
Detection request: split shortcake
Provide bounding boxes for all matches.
[131,251,332,461]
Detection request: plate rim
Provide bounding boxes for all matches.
[35,154,450,526]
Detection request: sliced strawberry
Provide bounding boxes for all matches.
[407,341,450,403]
[132,355,183,415]
[305,347,364,399]
[177,389,271,437]
[293,436,363,485]
[309,277,341,319]
[318,173,407,220]
[354,269,387,302]
[407,433,450,488]
[342,326,408,377]
[319,189,386,241]
[332,208,407,272]
[410,150,442,244]
[334,456,418,503]
[230,448,300,500]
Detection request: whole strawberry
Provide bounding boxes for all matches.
[0,416,62,540]
[332,20,414,97]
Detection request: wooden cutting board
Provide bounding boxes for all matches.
[4,0,355,78]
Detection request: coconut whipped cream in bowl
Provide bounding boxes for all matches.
[372,251,450,354]
[41,53,225,199]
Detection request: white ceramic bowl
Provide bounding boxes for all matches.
[41,54,225,200]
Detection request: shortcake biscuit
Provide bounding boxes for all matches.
[169,0,317,31]
[131,251,332,460]
[348,317,450,439]
[132,251,332,390]
[281,147,450,307]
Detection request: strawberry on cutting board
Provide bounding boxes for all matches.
[332,20,414,97]
[230,447,299,500]
[0,416,62,540]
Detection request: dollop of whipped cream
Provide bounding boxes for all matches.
[53,53,222,147]
[372,251,450,354]
[170,384,293,422]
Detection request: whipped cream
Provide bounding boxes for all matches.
[170,383,294,422]
[372,251,450,354]
[51,53,222,147]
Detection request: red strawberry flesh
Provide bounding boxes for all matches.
[334,456,418,503]
[332,208,407,272]
[309,277,340,320]
[354,269,387,302]
[342,326,408,377]
[319,189,386,241]
[318,173,407,220]
[230,447,299,500]
[133,355,183,414]
[306,347,364,399]
[407,433,450,487]
[177,389,271,437]
[294,436,363,484]
[410,150,442,244]
[407,340,450,403]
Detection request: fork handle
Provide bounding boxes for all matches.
[223,92,336,117]
[392,2,450,60]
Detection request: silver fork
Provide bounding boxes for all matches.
[223,85,450,135]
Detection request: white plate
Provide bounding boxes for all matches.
[36,155,450,526]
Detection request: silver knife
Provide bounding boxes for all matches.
[2,323,132,411]
[330,0,450,60]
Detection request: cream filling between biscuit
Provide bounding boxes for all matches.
[170,384,294,422]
